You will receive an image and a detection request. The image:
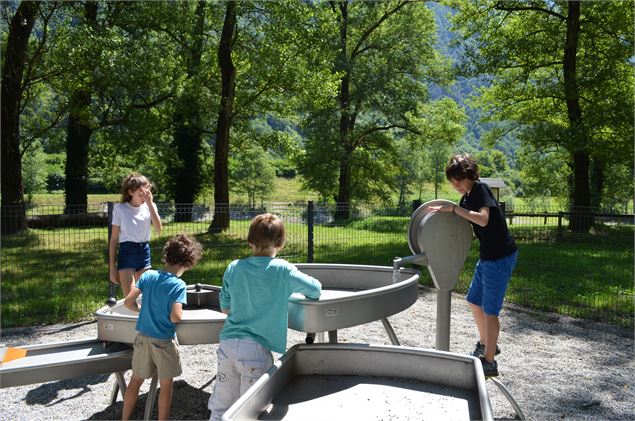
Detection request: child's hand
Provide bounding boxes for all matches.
[426,205,453,213]
[109,267,119,284]
[141,187,154,204]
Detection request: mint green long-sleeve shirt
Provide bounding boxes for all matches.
[219,256,322,354]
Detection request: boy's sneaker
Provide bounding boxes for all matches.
[470,340,501,357]
[479,356,499,377]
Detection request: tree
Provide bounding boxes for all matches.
[298,1,452,219]
[517,145,570,210]
[64,1,97,214]
[210,0,237,233]
[406,98,466,199]
[1,1,39,234]
[168,1,208,222]
[230,146,276,208]
[448,0,634,231]
[209,1,338,231]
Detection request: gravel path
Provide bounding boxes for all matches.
[1,287,633,420]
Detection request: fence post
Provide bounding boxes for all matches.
[557,211,563,240]
[412,199,422,214]
[307,201,314,263]
[107,202,114,241]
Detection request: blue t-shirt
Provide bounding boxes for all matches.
[219,257,322,354]
[135,269,187,340]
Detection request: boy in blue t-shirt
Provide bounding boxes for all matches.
[208,213,322,421]
[122,233,203,421]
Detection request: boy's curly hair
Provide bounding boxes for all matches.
[248,213,286,251]
[445,154,480,181]
[162,233,203,269]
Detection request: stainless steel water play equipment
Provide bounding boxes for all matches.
[394,199,473,351]
[0,338,131,403]
[393,199,525,419]
[94,283,226,345]
[222,343,494,421]
[288,264,420,345]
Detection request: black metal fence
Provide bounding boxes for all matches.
[1,201,633,328]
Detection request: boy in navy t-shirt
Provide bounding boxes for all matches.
[122,234,203,420]
[428,155,517,377]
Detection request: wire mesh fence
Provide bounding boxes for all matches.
[1,202,633,329]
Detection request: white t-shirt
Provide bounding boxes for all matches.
[112,202,157,243]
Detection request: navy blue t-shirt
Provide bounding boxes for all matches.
[460,181,517,260]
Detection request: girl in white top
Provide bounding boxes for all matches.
[109,173,162,296]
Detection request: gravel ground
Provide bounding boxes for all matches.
[1,287,633,420]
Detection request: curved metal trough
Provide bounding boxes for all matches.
[0,339,132,388]
[94,264,420,346]
[223,344,493,421]
[94,283,226,345]
[288,264,420,335]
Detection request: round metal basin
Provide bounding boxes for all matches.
[94,284,226,345]
[288,264,420,333]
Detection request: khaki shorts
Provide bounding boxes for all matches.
[132,334,182,380]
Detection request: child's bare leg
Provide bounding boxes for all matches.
[483,314,500,362]
[468,302,486,344]
[118,270,135,296]
[122,374,144,420]
[158,378,174,421]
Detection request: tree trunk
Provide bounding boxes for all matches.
[334,1,352,221]
[209,1,236,233]
[64,1,97,215]
[64,90,92,214]
[563,1,592,232]
[589,158,603,210]
[1,1,38,235]
[172,1,205,222]
[172,116,202,222]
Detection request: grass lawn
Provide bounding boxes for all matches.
[2,211,633,329]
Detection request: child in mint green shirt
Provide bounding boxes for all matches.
[208,213,322,421]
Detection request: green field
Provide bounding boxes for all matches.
[30,177,319,207]
[2,213,633,329]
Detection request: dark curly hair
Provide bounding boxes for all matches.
[162,233,203,269]
[445,154,480,181]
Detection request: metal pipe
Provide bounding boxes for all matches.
[436,289,452,351]
[392,253,428,270]
[381,318,400,346]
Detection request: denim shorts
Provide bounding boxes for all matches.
[466,250,518,316]
[117,241,151,271]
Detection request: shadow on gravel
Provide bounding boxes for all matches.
[87,379,210,420]
[24,374,110,405]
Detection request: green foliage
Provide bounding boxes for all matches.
[298,1,454,203]
[447,0,634,209]
[229,146,276,208]
[516,145,570,200]
[22,144,48,199]
[402,98,467,200]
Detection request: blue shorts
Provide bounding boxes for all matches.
[117,241,151,272]
[466,250,518,316]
